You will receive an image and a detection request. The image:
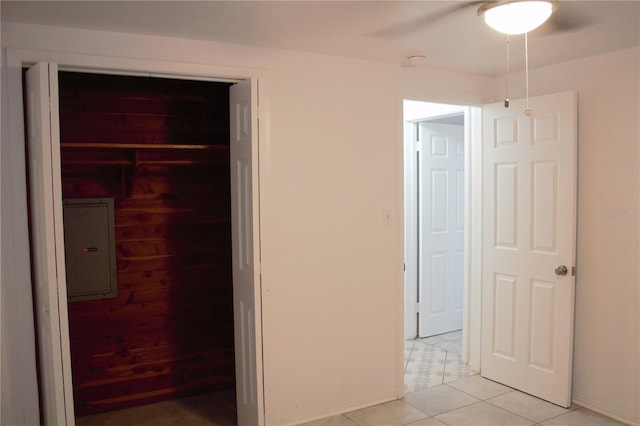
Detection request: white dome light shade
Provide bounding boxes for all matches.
[483,1,553,35]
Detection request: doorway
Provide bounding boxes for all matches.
[404,100,468,339]
[21,59,263,425]
[403,100,482,392]
[402,93,577,407]
[47,71,235,418]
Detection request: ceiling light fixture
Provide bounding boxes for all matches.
[479,1,555,35]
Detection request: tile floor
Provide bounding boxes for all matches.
[76,331,628,426]
[75,388,237,426]
[404,330,476,393]
[303,374,627,426]
[304,331,628,426]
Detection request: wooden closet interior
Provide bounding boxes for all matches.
[28,70,236,417]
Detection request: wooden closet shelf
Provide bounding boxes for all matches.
[61,142,229,150]
[60,142,230,197]
[63,159,132,166]
[62,159,228,167]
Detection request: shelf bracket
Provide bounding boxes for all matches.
[122,149,140,198]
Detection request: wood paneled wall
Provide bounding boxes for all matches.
[59,71,230,145]
[57,72,235,416]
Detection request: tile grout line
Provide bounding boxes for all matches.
[404,339,415,373]
[441,350,448,385]
[431,399,486,419]
[430,399,538,426]
[482,397,545,425]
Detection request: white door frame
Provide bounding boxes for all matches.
[402,100,483,371]
[5,48,267,425]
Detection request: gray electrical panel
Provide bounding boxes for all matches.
[63,198,118,301]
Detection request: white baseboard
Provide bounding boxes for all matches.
[572,393,639,426]
[276,389,398,426]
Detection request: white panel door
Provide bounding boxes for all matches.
[481,92,577,407]
[25,62,75,425]
[418,122,464,337]
[230,79,264,426]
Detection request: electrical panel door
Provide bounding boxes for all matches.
[63,198,117,301]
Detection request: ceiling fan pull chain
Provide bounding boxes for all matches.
[524,32,533,116]
[505,35,510,108]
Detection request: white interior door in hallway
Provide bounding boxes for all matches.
[417,121,465,338]
[481,91,577,407]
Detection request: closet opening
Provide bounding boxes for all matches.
[24,69,238,422]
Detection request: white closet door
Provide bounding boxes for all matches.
[25,62,75,425]
[230,78,264,425]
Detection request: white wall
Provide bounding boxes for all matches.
[0,22,496,425]
[3,20,637,426]
[496,47,640,425]
[3,21,637,426]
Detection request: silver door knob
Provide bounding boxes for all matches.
[555,265,568,276]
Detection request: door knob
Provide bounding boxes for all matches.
[555,265,568,276]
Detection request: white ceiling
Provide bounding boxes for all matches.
[2,1,639,76]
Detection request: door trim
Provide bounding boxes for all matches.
[6,48,268,424]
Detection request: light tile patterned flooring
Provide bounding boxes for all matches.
[404,330,476,393]
[77,331,628,426]
[304,374,627,426]
[305,331,628,426]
